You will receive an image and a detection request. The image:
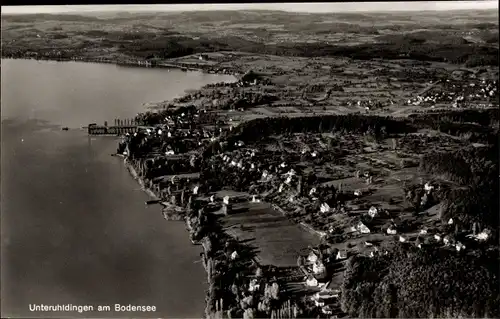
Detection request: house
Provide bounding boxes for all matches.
[223,196,230,205]
[443,235,451,246]
[261,170,269,179]
[312,261,327,277]
[321,305,334,315]
[320,203,331,213]
[230,250,239,260]
[387,226,397,235]
[455,242,466,252]
[357,222,370,234]
[399,236,406,243]
[307,251,319,263]
[476,229,491,241]
[306,276,319,287]
[311,290,338,308]
[336,249,348,260]
[248,278,260,292]
[415,237,423,249]
[278,183,284,193]
[368,206,378,218]
[285,169,296,177]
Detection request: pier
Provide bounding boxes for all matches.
[87,118,141,135]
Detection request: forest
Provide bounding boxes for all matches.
[340,243,500,318]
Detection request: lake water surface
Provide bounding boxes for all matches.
[1,59,236,318]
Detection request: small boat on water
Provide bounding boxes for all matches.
[62,127,69,131]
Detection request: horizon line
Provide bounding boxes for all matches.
[2,2,498,14]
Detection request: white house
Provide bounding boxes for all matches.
[443,236,450,246]
[336,249,348,260]
[230,250,239,260]
[476,230,491,241]
[248,278,260,292]
[262,170,269,179]
[312,261,327,276]
[320,203,331,213]
[368,206,378,218]
[455,242,466,252]
[387,226,397,235]
[306,276,319,287]
[307,251,319,263]
[357,222,370,234]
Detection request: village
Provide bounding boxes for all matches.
[113,59,498,317]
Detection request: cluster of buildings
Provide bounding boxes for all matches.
[405,78,498,108]
[343,98,393,110]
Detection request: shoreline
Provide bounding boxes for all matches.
[119,143,314,318]
[121,156,296,319]
[1,56,242,78]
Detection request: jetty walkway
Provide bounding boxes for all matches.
[87,118,142,135]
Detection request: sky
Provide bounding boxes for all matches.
[1,1,498,14]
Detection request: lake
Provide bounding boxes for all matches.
[0,59,236,318]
